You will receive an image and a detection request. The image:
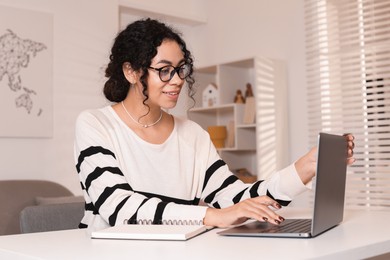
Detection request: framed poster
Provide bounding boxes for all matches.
[0,5,53,137]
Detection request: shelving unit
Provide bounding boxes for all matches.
[188,57,288,181]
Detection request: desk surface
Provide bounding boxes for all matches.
[0,208,389,260]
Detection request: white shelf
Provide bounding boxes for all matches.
[237,124,256,129]
[189,103,236,112]
[188,57,288,180]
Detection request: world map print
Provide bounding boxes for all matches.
[0,29,47,115]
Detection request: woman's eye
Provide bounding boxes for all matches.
[160,67,171,75]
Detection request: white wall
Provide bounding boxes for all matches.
[0,0,308,195]
[0,0,118,194]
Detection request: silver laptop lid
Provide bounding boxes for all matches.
[311,132,348,236]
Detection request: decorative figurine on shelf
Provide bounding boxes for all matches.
[234,89,245,104]
[245,83,254,99]
[202,83,219,107]
[243,82,256,124]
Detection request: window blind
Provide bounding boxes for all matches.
[304,0,390,209]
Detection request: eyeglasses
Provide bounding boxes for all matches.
[148,64,191,82]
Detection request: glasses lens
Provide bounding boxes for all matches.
[178,64,191,79]
[159,66,173,82]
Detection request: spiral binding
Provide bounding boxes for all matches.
[123,219,203,225]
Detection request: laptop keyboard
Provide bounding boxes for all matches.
[261,219,312,233]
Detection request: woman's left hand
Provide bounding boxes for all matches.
[295,133,355,185]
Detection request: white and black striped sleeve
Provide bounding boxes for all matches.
[198,130,309,209]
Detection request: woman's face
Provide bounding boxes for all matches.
[146,40,186,110]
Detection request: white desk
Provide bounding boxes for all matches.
[0,208,389,260]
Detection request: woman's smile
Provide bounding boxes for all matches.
[162,89,180,99]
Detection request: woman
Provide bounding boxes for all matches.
[74,18,355,231]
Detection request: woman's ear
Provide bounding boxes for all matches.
[122,62,138,84]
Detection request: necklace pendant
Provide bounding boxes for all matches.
[143,125,148,128]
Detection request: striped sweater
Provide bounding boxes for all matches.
[74,106,308,231]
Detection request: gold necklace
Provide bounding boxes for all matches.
[121,101,163,128]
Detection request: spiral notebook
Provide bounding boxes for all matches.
[91,220,211,241]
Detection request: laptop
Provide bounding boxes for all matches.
[218,132,348,238]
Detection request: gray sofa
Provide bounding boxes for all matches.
[0,180,84,235]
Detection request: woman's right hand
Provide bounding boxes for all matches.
[203,196,285,228]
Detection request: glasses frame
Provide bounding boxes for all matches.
[148,64,191,82]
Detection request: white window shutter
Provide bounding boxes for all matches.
[305,0,390,209]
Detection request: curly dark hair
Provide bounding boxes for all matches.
[103,18,195,108]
